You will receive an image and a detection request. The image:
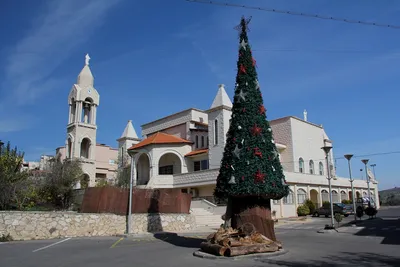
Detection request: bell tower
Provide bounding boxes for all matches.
[65,54,100,187]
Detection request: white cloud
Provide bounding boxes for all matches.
[0,0,122,131]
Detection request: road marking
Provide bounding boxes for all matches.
[110,237,124,248]
[32,238,71,252]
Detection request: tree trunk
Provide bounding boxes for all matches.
[229,196,276,241]
[226,243,279,257]
[200,242,227,256]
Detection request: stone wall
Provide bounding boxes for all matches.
[0,211,196,241]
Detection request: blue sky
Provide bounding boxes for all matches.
[1,0,400,190]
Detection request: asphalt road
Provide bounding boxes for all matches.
[1,206,399,267]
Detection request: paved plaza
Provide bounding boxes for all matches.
[1,207,399,267]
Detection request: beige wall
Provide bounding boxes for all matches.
[270,118,294,172]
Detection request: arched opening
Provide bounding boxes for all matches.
[309,160,314,174]
[319,162,324,175]
[349,191,353,201]
[321,189,329,203]
[356,191,361,199]
[67,138,72,158]
[82,97,93,124]
[70,98,76,123]
[81,173,90,188]
[297,188,307,205]
[332,190,339,203]
[340,190,348,201]
[158,153,182,175]
[283,189,294,204]
[214,120,218,145]
[299,158,304,173]
[137,153,150,185]
[80,138,91,159]
[310,189,319,207]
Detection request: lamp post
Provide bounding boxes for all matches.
[344,154,357,221]
[361,159,371,206]
[322,146,335,228]
[127,149,137,235]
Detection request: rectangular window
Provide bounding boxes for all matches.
[201,136,205,148]
[159,165,173,175]
[214,120,218,145]
[201,160,209,170]
[195,135,199,149]
[194,161,201,171]
[194,160,209,172]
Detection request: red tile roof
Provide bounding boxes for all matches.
[128,132,192,150]
[185,149,208,157]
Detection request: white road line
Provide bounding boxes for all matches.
[32,238,71,253]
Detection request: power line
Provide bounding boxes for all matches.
[186,0,400,30]
[252,48,392,54]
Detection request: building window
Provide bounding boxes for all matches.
[195,135,199,149]
[299,158,304,173]
[273,200,280,205]
[283,190,294,204]
[159,165,173,175]
[109,159,115,165]
[319,162,324,175]
[332,190,339,203]
[309,160,314,174]
[340,190,348,201]
[297,189,307,204]
[214,120,218,145]
[201,136,205,148]
[194,160,209,172]
[321,189,329,202]
[207,136,209,147]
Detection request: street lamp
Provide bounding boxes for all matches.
[344,154,357,221]
[127,149,137,235]
[361,159,372,206]
[322,146,335,228]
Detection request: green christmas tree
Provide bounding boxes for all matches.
[213,16,289,240]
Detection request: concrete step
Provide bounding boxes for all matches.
[195,215,224,227]
[190,208,214,216]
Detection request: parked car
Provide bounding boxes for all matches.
[313,203,350,217]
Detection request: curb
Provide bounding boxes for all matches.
[193,249,288,260]
[117,232,210,240]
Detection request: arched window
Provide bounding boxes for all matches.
[67,138,72,158]
[82,98,93,124]
[195,135,199,149]
[309,160,314,174]
[332,190,339,203]
[201,136,204,147]
[80,138,91,159]
[340,190,348,201]
[299,158,304,173]
[319,162,324,175]
[283,190,294,204]
[214,120,218,145]
[297,189,307,204]
[321,189,329,202]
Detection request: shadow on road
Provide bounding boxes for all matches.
[341,217,400,245]
[152,232,205,248]
[259,252,400,266]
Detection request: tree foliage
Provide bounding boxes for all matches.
[116,165,130,189]
[0,141,29,210]
[213,17,289,201]
[41,155,83,209]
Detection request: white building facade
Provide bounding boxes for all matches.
[125,84,379,218]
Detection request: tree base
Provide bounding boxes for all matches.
[229,196,277,241]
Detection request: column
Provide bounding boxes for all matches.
[68,105,72,123]
[294,184,298,209]
[307,185,310,199]
[318,186,322,206]
[91,105,97,124]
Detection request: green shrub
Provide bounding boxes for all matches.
[304,199,316,214]
[297,205,310,216]
[334,213,343,225]
[341,199,352,204]
[322,201,330,208]
[0,234,13,242]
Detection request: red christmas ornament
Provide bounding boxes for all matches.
[242,176,245,181]
[239,64,246,74]
[253,147,263,158]
[254,170,265,183]
[251,124,262,136]
[242,108,246,113]
[252,58,257,67]
[247,147,251,151]
[259,105,266,115]
[233,137,236,142]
